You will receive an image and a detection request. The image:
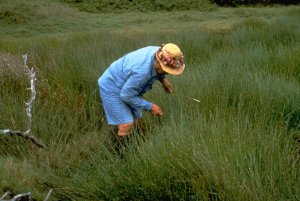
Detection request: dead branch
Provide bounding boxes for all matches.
[0,189,53,201]
[0,54,46,149]
[23,54,36,131]
[0,129,46,149]
[0,192,31,201]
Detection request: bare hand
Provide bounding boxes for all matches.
[161,78,173,93]
[150,103,163,116]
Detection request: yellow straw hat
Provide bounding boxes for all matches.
[156,43,185,75]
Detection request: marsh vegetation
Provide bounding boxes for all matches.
[0,0,299,200]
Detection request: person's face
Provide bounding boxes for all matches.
[155,59,168,76]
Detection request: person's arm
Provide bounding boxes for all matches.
[120,74,152,111]
[159,77,173,93]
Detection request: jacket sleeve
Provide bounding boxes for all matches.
[120,74,152,111]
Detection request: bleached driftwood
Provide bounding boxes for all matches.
[23,54,36,131]
[0,192,31,201]
[0,54,46,149]
[0,129,46,149]
[0,189,53,201]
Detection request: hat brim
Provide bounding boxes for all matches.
[156,51,185,75]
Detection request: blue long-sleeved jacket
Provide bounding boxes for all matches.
[98,46,162,111]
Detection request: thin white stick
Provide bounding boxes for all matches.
[173,92,201,103]
[44,189,53,201]
[189,97,201,103]
[0,192,9,200]
[23,54,37,133]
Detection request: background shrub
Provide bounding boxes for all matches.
[61,0,299,12]
[62,0,215,12]
[213,0,299,6]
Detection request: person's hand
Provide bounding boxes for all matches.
[150,103,163,116]
[161,78,173,93]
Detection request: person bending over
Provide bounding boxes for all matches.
[98,43,185,137]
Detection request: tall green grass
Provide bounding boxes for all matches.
[0,10,300,201]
